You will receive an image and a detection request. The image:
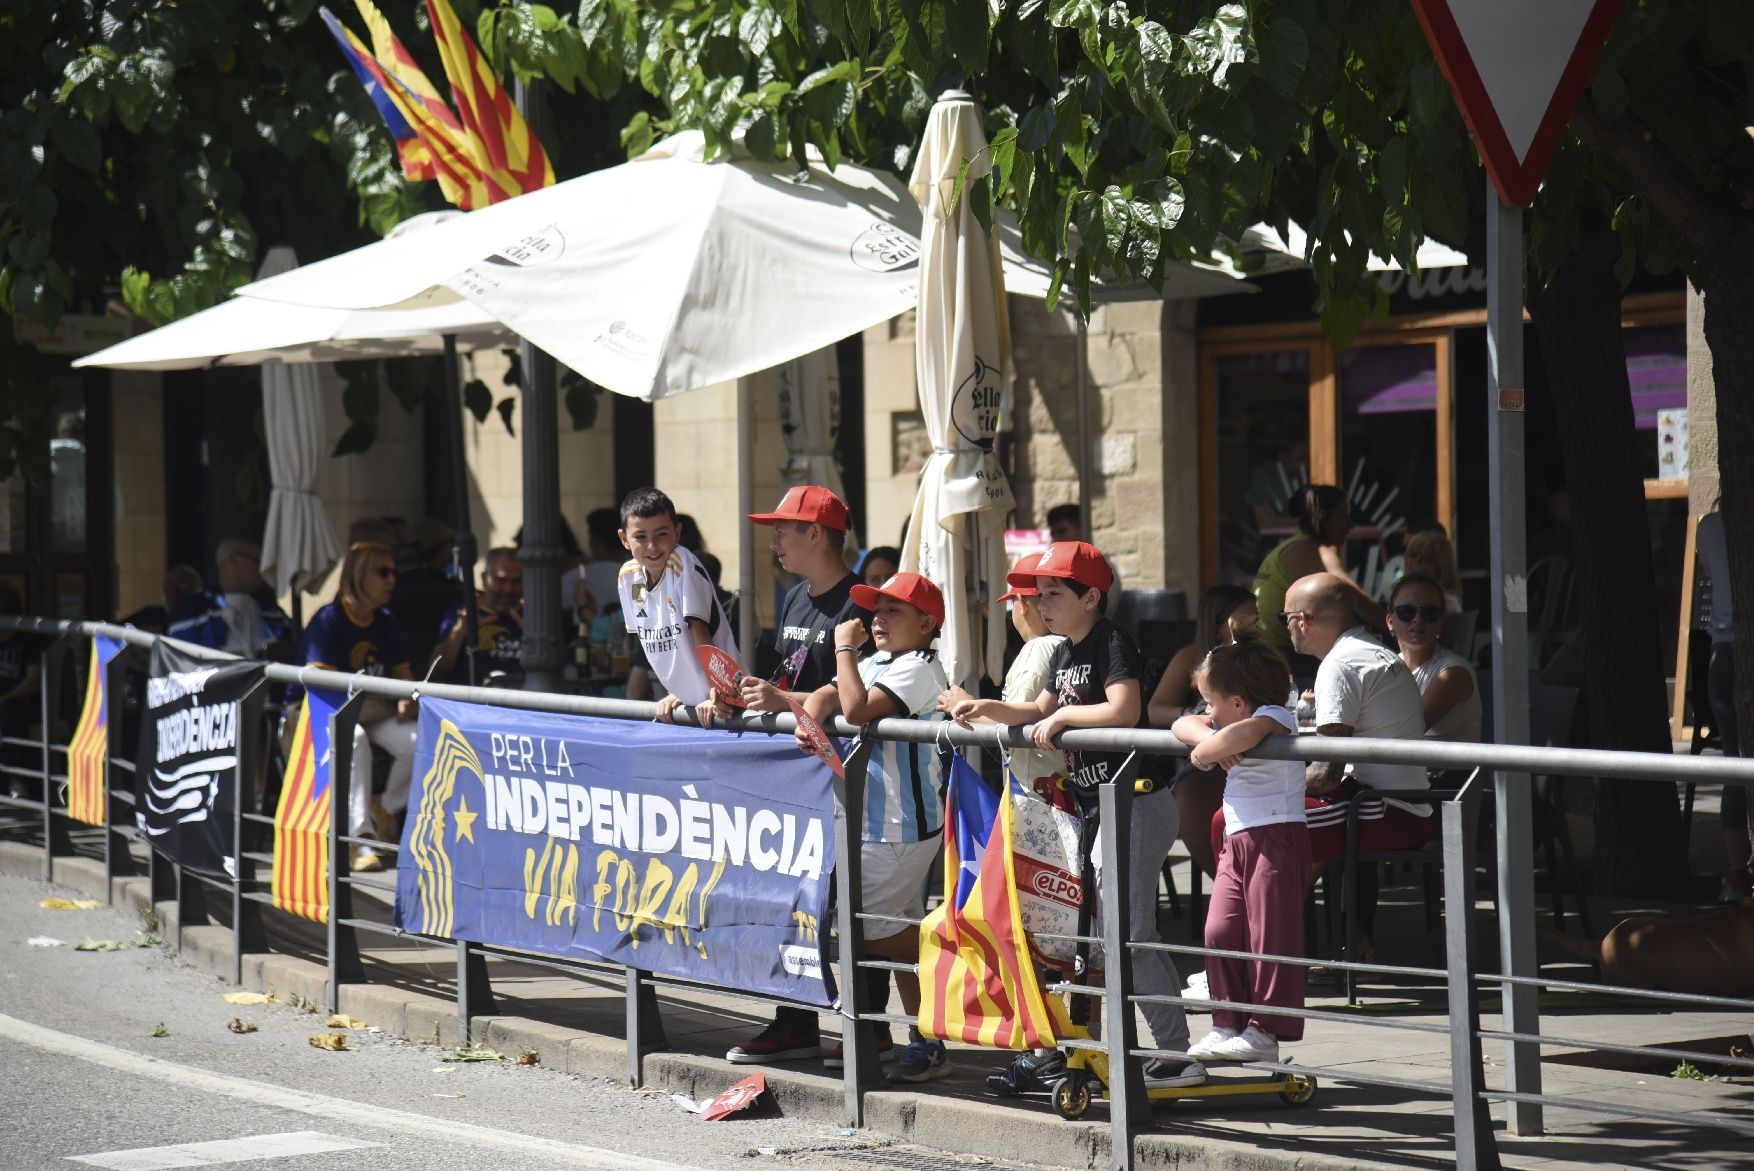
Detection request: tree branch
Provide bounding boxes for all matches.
[1570,95,1754,279]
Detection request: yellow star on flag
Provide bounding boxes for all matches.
[453,793,478,844]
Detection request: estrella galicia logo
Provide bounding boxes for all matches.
[485,226,564,267]
[951,355,1003,450]
[849,221,921,273]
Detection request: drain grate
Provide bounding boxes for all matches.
[760,1143,1013,1171]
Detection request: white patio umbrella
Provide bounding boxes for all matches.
[898,92,1014,688]
[252,246,345,598]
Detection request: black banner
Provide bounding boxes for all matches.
[136,642,263,878]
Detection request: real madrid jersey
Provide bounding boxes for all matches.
[617,545,737,704]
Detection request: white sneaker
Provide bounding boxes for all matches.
[1181,970,1209,1000]
[1204,1024,1279,1063]
[1187,1026,1240,1060]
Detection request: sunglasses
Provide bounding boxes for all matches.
[1392,603,1443,624]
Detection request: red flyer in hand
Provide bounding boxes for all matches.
[785,696,845,779]
[694,645,750,709]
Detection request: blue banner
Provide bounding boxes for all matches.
[395,698,836,1006]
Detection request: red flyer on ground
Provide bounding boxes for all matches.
[700,1072,770,1121]
[694,645,750,708]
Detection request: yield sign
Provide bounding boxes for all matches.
[1411,0,1624,207]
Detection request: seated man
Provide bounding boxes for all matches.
[215,538,297,661]
[433,547,524,685]
[1284,572,1429,959]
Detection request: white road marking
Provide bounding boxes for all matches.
[68,1130,377,1169]
[0,1013,694,1171]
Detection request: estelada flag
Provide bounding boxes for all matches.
[918,756,1070,1050]
[66,635,129,827]
[271,686,345,923]
[319,4,495,209]
[425,0,555,200]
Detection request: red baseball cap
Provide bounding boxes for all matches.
[1035,541,1113,593]
[748,484,849,531]
[850,572,946,627]
[997,552,1045,603]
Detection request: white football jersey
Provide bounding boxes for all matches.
[617,545,738,703]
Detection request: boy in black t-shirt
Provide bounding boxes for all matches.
[728,484,886,1067]
[951,541,1205,1090]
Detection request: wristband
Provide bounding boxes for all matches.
[835,645,858,654]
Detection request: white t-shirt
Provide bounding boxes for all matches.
[1315,627,1429,811]
[1409,646,1482,743]
[1003,635,1067,789]
[845,649,950,843]
[617,546,737,704]
[1221,704,1305,836]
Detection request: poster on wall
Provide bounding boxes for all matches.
[137,641,263,878]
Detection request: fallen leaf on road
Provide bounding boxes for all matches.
[324,1014,368,1029]
[222,992,274,1005]
[75,937,150,952]
[26,936,64,948]
[308,1032,350,1051]
[226,1018,258,1034]
[149,1023,168,1038]
[516,1050,539,1066]
[40,898,101,910]
[441,1044,503,1063]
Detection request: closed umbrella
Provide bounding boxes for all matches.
[899,92,1013,687]
[253,247,345,597]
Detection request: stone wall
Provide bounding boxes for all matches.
[864,295,1203,596]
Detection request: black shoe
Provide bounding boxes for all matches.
[985,1050,1066,1096]
[726,1019,821,1064]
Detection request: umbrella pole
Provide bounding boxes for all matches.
[443,334,479,686]
[737,376,757,670]
[1075,313,1091,537]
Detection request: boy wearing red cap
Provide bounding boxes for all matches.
[951,541,1206,1090]
[729,484,882,1067]
[798,571,952,1083]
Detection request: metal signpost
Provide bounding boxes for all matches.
[1410,0,1625,1135]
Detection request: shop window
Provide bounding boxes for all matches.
[1212,350,1310,584]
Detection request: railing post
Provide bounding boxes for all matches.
[458,940,496,1043]
[1099,755,1146,1171]
[232,681,269,983]
[836,737,877,1128]
[40,637,74,880]
[1443,774,1502,1171]
[326,693,366,1011]
[622,965,666,1086]
[101,645,138,898]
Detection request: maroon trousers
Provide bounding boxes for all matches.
[1205,821,1312,1041]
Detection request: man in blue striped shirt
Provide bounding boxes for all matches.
[798,571,952,1083]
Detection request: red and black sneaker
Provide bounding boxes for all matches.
[726,1020,821,1065]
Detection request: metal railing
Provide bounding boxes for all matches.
[4,614,1754,1171]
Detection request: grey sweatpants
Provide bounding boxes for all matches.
[1089,785,1190,1056]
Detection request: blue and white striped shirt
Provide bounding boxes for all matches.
[852,649,949,843]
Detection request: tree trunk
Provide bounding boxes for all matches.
[1526,216,1684,898]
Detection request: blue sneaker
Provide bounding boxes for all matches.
[889,1033,952,1083]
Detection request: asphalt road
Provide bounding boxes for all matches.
[0,872,1038,1171]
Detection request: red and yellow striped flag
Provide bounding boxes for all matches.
[66,636,126,827]
[918,757,1070,1050]
[271,687,344,923]
[425,0,555,201]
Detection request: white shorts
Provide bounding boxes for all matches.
[859,837,940,937]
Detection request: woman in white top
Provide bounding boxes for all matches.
[1386,575,1481,742]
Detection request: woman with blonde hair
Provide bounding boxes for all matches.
[299,541,418,872]
[1402,527,1462,613]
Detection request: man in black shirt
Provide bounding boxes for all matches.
[730,485,882,1066]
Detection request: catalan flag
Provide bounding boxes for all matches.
[319,4,495,209]
[425,0,554,200]
[918,756,1070,1050]
[271,686,345,923]
[66,636,128,827]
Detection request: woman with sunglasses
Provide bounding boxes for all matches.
[299,541,418,872]
[1385,574,1480,744]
